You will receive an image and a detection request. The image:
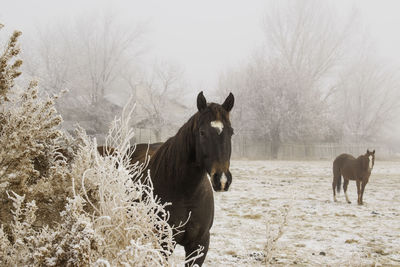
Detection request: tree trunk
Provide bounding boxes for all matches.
[154,128,162,142]
[271,128,281,159]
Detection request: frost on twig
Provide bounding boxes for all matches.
[264,204,291,266]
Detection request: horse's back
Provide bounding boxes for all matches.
[130,142,163,164]
[333,153,358,179]
[333,153,355,168]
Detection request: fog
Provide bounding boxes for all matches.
[1,0,267,92]
[1,0,400,159]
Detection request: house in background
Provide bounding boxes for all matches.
[131,84,190,143]
[59,85,190,144]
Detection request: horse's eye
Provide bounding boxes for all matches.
[200,130,205,137]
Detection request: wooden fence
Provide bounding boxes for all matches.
[232,136,395,160]
[93,128,396,161]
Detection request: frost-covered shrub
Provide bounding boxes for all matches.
[0,24,64,233]
[264,204,290,265]
[0,24,22,102]
[0,25,180,266]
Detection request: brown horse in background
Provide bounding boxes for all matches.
[332,149,375,205]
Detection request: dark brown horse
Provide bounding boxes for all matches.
[99,92,234,266]
[332,149,375,205]
[147,92,234,266]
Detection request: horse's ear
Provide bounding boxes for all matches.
[372,150,375,154]
[222,92,234,112]
[367,149,370,154]
[197,91,207,112]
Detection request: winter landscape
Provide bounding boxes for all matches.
[1,0,400,266]
[198,160,400,266]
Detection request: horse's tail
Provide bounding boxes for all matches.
[333,162,341,193]
[336,171,341,193]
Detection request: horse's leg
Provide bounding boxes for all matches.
[332,176,337,202]
[356,180,361,205]
[184,232,210,267]
[332,166,341,202]
[343,178,351,203]
[359,181,367,205]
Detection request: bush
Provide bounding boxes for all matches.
[0,24,178,266]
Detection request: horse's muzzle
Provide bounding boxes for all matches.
[211,170,232,192]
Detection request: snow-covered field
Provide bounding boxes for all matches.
[174,160,400,266]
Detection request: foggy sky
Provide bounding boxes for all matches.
[2,0,400,96]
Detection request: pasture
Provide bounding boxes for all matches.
[174,160,400,266]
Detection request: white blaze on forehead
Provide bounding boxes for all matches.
[211,120,224,135]
[369,155,373,169]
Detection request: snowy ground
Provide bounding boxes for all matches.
[173,160,400,266]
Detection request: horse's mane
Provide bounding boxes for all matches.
[149,112,199,189]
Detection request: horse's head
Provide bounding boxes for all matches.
[365,149,375,171]
[195,91,234,192]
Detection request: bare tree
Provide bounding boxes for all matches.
[220,54,328,158]
[75,12,146,105]
[22,23,73,95]
[22,11,146,135]
[263,0,355,93]
[333,53,400,142]
[219,0,352,158]
[129,61,188,142]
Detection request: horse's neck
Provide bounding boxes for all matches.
[149,121,206,199]
[356,156,368,174]
[152,152,206,200]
